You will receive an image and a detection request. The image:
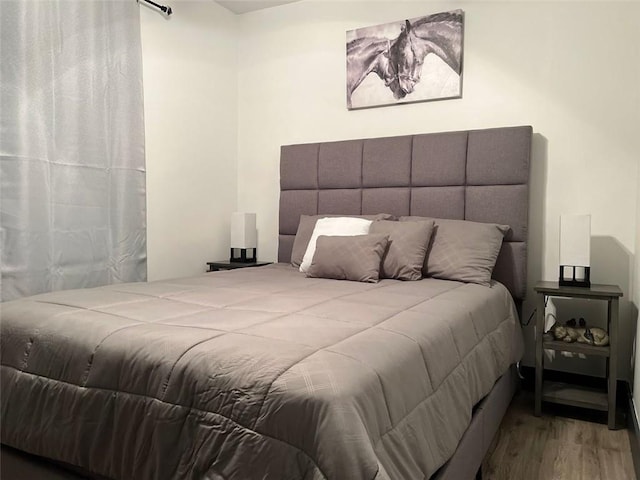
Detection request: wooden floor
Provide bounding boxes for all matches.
[483,391,636,480]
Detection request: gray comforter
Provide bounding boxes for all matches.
[1,264,523,480]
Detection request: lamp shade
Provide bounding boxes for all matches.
[559,214,591,287]
[230,212,257,249]
[560,214,590,267]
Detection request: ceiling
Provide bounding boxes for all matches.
[215,0,300,15]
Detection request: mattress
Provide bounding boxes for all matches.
[1,264,523,480]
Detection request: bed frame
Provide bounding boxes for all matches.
[278,125,532,479]
[1,125,532,480]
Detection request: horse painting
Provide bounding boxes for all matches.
[346,37,401,108]
[346,10,464,109]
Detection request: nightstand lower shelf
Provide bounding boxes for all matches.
[542,381,608,411]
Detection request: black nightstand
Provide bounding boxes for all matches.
[534,281,623,429]
[206,261,272,272]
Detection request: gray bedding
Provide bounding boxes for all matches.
[1,264,523,480]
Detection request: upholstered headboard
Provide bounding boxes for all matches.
[278,125,532,300]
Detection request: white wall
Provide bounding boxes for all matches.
[141,1,238,281]
[236,1,640,378]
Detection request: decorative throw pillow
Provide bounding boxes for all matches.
[400,216,510,286]
[369,219,435,281]
[306,234,390,283]
[291,213,393,268]
[299,217,373,273]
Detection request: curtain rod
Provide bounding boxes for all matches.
[138,0,172,16]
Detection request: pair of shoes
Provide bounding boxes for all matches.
[566,317,586,328]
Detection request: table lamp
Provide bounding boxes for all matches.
[230,212,257,263]
[559,214,591,288]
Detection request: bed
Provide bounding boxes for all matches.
[1,125,532,480]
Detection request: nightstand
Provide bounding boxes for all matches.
[206,261,272,272]
[534,281,623,429]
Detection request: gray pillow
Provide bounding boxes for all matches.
[400,216,510,286]
[290,214,395,268]
[306,234,389,283]
[369,219,435,281]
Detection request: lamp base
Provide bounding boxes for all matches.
[559,265,591,288]
[230,248,257,263]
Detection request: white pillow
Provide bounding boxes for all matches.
[299,217,373,273]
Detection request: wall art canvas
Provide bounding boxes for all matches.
[346,10,464,110]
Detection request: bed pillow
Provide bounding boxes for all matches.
[299,217,373,273]
[291,213,394,268]
[369,219,435,281]
[306,234,389,283]
[400,216,510,286]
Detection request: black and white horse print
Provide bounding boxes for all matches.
[346,10,463,109]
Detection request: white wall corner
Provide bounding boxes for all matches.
[632,146,640,408]
[141,1,239,281]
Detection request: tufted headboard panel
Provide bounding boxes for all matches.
[278,125,532,300]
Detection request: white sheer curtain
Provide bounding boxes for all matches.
[0,1,146,301]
